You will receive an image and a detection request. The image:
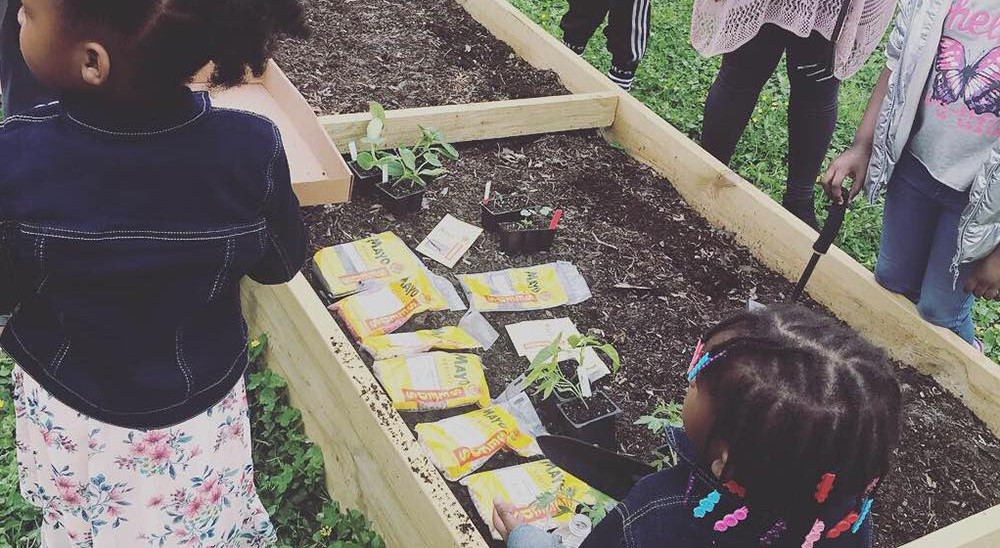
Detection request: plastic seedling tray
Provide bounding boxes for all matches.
[498,223,557,255]
[556,390,622,450]
[344,156,381,198]
[190,60,352,206]
[377,181,425,216]
[481,195,531,231]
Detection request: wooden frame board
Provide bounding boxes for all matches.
[192,60,353,206]
[320,92,618,153]
[238,0,1000,546]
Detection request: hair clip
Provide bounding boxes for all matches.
[852,498,873,534]
[826,511,859,539]
[723,480,747,498]
[714,506,749,532]
[801,519,825,548]
[688,339,706,373]
[815,472,837,504]
[687,351,727,382]
[693,490,721,518]
[759,520,787,547]
[864,476,881,497]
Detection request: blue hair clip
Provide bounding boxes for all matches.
[687,351,726,382]
[693,490,721,518]
[852,498,873,534]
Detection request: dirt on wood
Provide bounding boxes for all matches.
[299,131,1000,547]
[275,0,566,115]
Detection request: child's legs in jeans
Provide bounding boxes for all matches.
[700,24,786,165]
[876,153,976,343]
[560,0,612,48]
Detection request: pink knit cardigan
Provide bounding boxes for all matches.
[690,0,898,80]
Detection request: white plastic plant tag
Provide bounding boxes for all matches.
[417,214,484,269]
[493,373,528,404]
[381,165,389,183]
[348,141,359,162]
[578,365,593,398]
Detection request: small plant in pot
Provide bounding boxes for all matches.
[375,127,458,216]
[499,207,563,256]
[481,191,531,231]
[346,101,388,198]
[525,334,622,449]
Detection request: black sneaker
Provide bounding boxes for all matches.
[782,197,819,230]
[563,41,586,56]
[608,65,635,91]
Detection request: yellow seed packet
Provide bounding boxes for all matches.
[332,272,465,340]
[416,398,544,481]
[360,310,500,359]
[461,460,615,540]
[459,262,592,312]
[313,231,425,297]
[374,352,490,411]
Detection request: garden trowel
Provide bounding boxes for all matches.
[538,435,655,500]
[748,203,847,311]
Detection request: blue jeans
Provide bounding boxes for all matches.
[875,151,976,344]
[508,526,561,548]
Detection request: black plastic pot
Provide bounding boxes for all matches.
[481,197,530,231]
[377,181,425,216]
[555,390,622,450]
[498,223,557,255]
[344,155,381,199]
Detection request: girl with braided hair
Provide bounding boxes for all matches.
[2,0,308,544]
[497,304,902,548]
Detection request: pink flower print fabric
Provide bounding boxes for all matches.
[12,364,275,548]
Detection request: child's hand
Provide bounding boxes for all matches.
[821,145,871,205]
[492,500,529,541]
[965,249,1000,300]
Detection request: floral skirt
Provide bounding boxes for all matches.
[12,364,276,548]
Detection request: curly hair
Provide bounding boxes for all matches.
[695,304,902,545]
[58,0,309,89]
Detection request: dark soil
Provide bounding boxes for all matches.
[298,131,1000,547]
[274,0,566,115]
[559,391,620,425]
[486,194,531,215]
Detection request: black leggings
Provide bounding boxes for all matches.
[701,24,840,225]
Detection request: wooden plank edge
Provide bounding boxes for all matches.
[320,92,618,152]
[899,506,1000,548]
[242,276,487,548]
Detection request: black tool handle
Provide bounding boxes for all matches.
[814,203,847,255]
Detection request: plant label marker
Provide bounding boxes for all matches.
[348,141,359,162]
[578,365,593,398]
[483,181,493,205]
[381,165,389,184]
[417,215,484,269]
[549,209,564,230]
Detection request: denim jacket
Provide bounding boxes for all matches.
[0,89,307,429]
[509,428,873,548]
[865,0,1000,276]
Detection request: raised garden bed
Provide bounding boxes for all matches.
[236,0,1000,547]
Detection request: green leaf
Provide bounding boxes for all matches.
[420,168,447,177]
[357,151,377,171]
[366,118,384,142]
[399,147,417,170]
[383,159,404,177]
[424,152,442,167]
[369,101,386,121]
[441,142,460,160]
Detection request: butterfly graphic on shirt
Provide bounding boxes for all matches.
[932,36,1000,117]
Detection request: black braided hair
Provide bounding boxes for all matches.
[57,0,309,89]
[695,304,902,544]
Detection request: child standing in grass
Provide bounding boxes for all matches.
[560,0,651,91]
[824,0,1000,347]
[1,0,308,544]
[496,305,902,548]
[693,0,897,228]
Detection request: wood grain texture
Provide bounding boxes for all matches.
[320,92,618,152]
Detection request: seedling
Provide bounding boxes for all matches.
[354,101,388,171]
[634,400,683,435]
[376,127,459,195]
[514,207,555,230]
[524,333,621,406]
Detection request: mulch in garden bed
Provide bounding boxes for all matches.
[275,0,566,114]
[300,131,1000,548]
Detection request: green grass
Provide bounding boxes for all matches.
[510,0,1000,360]
[0,340,384,548]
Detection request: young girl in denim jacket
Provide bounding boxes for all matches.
[824,0,1000,347]
[1,0,307,544]
[496,305,902,548]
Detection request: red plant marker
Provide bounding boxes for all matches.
[483,181,492,205]
[549,209,564,230]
